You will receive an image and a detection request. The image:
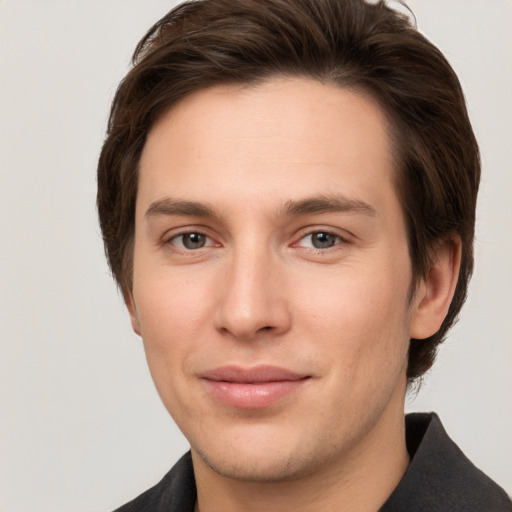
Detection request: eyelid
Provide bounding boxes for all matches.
[162,226,221,249]
[291,227,351,250]
[159,225,351,250]
[173,233,214,250]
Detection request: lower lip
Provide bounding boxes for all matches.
[203,379,309,409]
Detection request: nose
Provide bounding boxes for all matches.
[213,244,292,341]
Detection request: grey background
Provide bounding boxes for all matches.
[1,1,511,511]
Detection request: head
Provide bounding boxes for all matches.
[97,0,479,384]
[97,0,479,486]
[98,0,480,390]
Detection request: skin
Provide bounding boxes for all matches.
[127,77,461,512]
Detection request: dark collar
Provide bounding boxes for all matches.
[379,412,511,511]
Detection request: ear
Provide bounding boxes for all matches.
[124,291,142,337]
[410,234,462,340]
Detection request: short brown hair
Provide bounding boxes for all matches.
[97,0,480,381]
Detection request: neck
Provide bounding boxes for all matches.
[192,401,409,512]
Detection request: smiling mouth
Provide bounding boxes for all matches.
[200,365,311,409]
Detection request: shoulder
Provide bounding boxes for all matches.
[112,452,196,512]
[380,413,512,512]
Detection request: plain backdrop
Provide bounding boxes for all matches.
[1,1,511,511]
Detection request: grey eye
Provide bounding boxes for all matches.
[310,232,338,249]
[181,233,207,249]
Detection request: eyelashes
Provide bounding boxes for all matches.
[170,232,215,250]
[293,231,346,250]
[164,229,349,253]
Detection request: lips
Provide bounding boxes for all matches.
[200,365,310,409]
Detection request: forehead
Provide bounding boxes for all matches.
[137,77,397,216]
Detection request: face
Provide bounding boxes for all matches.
[129,77,417,482]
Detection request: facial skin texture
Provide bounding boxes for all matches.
[128,77,460,512]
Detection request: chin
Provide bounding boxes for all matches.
[196,447,314,483]
[190,426,331,483]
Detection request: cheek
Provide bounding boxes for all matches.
[295,267,411,427]
[132,268,214,382]
[132,274,214,423]
[134,256,213,333]
[295,258,411,373]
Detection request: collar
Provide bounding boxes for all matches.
[379,412,511,511]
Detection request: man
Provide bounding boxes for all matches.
[97,0,512,510]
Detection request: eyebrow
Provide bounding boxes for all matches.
[145,194,376,220]
[145,198,221,219]
[280,195,376,217]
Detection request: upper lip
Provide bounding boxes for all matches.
[201,365,309,383]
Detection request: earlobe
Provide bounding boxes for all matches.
[125,292,142,336]
[410,234,462,340]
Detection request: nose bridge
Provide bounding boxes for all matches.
[214,236,289,339]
